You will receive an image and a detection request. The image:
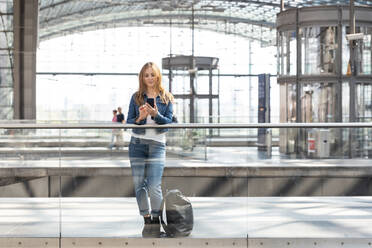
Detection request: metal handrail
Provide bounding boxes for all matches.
[0,122,372,129]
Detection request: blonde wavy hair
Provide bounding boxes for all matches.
[135,62,174,106]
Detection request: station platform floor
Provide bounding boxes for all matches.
[0,147,371,183]
[0,147,371,177]
[0,145,371,167]
[1,197,372,247]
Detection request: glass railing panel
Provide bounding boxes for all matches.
[0,127,60,240]
[19,124,368,241]
[1,123,371,244]
[58,127,133,239]
[167,128,207,160]
[54,126,249,240]
[166,128,249,240]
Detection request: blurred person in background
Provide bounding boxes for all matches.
[108,109,118,149]
[116,107,125,149]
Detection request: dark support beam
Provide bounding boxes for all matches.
[169,19,172,93]
[209,68,213,136]
[209,68,213,124]
[173,94,219,99]
[295,9,302,123]
[190,69,195,123]
[295,8,302,156]
[13,0,38,120]
[349,0,356,123]
[190,6,196,123]
[37,72,273,77]
[349,0,356,158]
[337,7,343,123]
[336,6,343,157]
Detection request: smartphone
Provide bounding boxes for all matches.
[146,98,154,107]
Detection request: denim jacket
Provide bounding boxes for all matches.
[126,92,173,134]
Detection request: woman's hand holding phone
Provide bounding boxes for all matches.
[136,98,157,123]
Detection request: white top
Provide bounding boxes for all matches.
[131,115,166,143]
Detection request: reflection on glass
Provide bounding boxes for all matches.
[0,87,12,106]
[278,83,296,154]
[287,83,296,122]
[343,26,372,75]
[361,27,372,75]
[302,26,338,75]
[278,30,297,75]
[356,83,372,122]
[301,82,337,123]
[342,26,350,75]
[342,82,350,122]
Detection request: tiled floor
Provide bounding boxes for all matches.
[1,197,372,239]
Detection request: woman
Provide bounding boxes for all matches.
[126,62,173,238]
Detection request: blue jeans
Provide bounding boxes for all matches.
[129,137,165,217]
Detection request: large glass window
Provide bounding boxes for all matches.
[0,0,13,119]
[37,27,277,123]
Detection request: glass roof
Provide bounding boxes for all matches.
[38,0,372,46]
